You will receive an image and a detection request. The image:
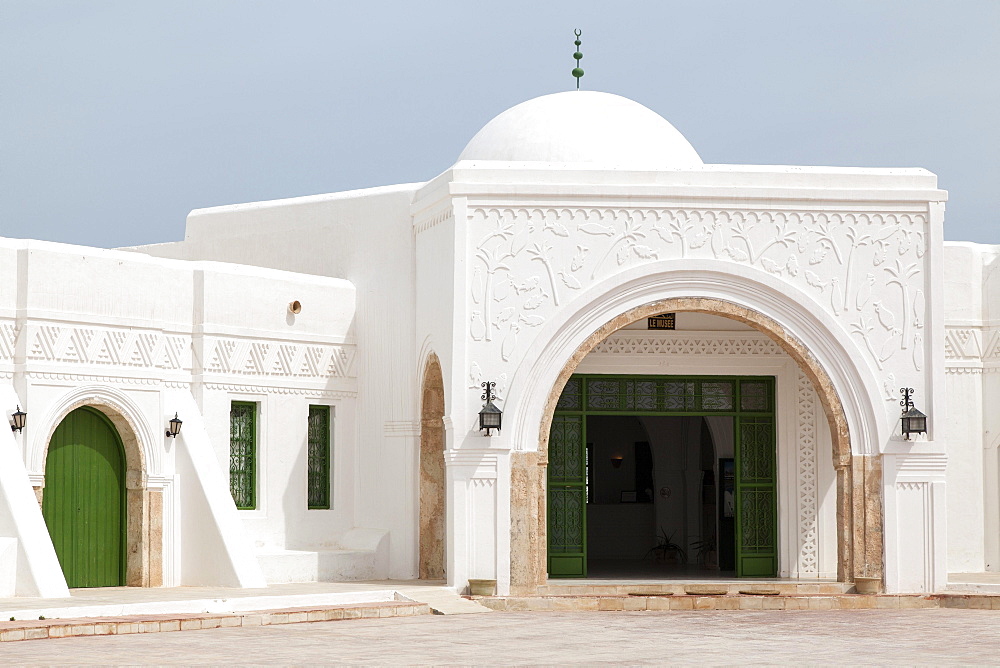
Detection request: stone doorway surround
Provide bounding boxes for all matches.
[33,390,163,588]
[419,353,446,579]
[508,297,884,595]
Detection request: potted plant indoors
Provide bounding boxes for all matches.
[645,527,688,565]
[691,534,718,569]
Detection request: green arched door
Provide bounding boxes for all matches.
[42,407,126,588]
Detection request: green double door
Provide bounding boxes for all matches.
[42,407,126,588]
[547,375,777,578]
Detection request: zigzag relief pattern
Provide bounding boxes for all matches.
[796,369,819,575]
[944,327,1000,361]
[591,334,783,356]
[205,338,355,378]
[944,328,982,360]
[27,326,187,369]
[0,322,18,361]
[469,206,928,381]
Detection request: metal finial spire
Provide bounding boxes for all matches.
[572,29,584,90]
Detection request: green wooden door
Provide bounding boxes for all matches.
[42,407,126,588]
[547,374,778,579]
[547,414,587,577]
[735,415,777,577]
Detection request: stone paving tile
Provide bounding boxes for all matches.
[0,610,997,665]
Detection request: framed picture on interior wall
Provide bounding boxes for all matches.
[620,490,637,503]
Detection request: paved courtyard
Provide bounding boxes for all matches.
[1,609,998,665]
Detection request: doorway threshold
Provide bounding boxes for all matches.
[539,580,849,596]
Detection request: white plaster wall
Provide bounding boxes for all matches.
[448,166,942,459]
[170,389,266,588]
[128,159,951,593]
[132,185,423,579]
[0,384,69,597]
[430,163,945,592]
[11,146,954,594]
[413,197,461,585]
[191,266,358,558]
[0,237,358,590]
[943,241,1000,572]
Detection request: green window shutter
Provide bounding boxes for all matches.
[307,405,331,509]
[230,401,257,509]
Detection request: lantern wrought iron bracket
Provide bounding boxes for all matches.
[478,381,503,436]
[10,405,26,433]
[165,412,183,438]
[899,388,927,440]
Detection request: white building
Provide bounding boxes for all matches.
[0,90,995,597]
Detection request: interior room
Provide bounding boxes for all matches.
[585,415,735,579]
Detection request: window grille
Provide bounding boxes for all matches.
[307,405,331,509]
[229,402,256,509]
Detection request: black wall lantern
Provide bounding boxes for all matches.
[10,406,26,433]
[479,381,502,436]
[165,412,183,438]
[900,388,927,440]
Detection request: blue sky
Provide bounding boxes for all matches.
[3,1,998,247]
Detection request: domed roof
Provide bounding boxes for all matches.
[458,91,702,168]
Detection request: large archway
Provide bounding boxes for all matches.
[508,295,883,594]
[36,388,163,588]
[419,353,446,579]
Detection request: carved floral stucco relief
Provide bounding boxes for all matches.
[467,207,928,404]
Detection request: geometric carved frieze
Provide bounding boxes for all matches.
[0,321,17,361]
[27,325,188,370]
[25,372,163,386]
[590,332,784,356]
[205,338,355,378]
[796,368,820,575]
[944,327,982,360]
[945,326,1000,363]
[384,420,421,438]
[945,366,984,375]
[414,206,454,234]
[895,453,947,474]
[201,381,357,398]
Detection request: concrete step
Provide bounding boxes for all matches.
[0,589,402,621]
[475,593,1000,612]
[536,581,854,596]
[256,549,378,584]
[402,589,493,615]
[947,573,1000,594]
[0,599,430,643]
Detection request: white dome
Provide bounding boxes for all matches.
[458,91,702,168]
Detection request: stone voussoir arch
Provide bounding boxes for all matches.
[32,384,163,587]
[419,352,446,580]
[503,264,885,594]
[32,384,159,478]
